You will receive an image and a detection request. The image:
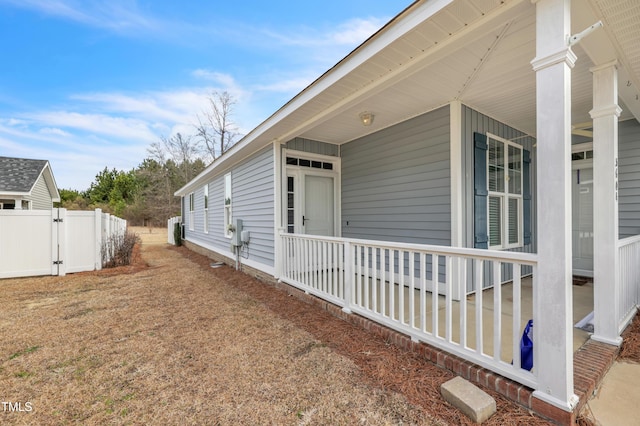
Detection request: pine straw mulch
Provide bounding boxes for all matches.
[174,245,552,426]
[619,311,640,363]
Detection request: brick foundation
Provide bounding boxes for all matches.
[182,241,621,425]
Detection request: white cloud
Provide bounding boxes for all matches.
[39,127,71,137]
[28,111,158,142]
[0,0,160,34]
[331,18,384,45]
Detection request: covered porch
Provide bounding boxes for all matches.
[265,0,640,418]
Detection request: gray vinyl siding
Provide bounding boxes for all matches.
[30,175,53,210]
[619,119,640,239]
[184,146,275,267]
[461,105,537,253]
[285,138,339,157]
[232,147,275,266]
[341,106,451,245]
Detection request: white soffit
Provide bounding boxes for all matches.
[299,0,534,143]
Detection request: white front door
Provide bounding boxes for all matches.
[572,163,594,276]
[303,175,335,236]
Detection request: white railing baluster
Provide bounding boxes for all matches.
[475,259,484,355]
[493,260,502,363]
[322,240,327,294]
[372,247,378,313]
[381,249,387,317]
[410,251,416,330]
[445,256,452,343]
[364,246,370,310]
[512,264,522,370]
[390,249,396,321]
[420,253,427,334]
[355,245,362,306]
[432,254,439,338]
[460,257,468,348]
[399,250,405,325]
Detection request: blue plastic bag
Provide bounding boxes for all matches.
[520,319,533,371]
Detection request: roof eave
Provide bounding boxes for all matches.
[174,0,453,196]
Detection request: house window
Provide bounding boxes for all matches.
[203,185,209,234]
[286,156,333,170]
[224,173,232,238]
[0,200,15,209]
[188,192,195,231]
[287,176,295,233]
[487,135,523,249]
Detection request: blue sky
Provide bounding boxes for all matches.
[0,1,408,190]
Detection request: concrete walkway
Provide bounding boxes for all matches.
[587,361,640,425]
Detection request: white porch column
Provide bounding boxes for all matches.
[591,61,623,346]
[530,0,579,411]
[450,100,463,301]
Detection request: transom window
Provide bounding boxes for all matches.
[487,134,523,249]
[286,156,333,170]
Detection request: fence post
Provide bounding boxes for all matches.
[58,208,67,277]
[342,241,353,314]
[95,209,102,270]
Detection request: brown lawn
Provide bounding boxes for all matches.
[0,227,552,425]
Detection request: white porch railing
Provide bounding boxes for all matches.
[618,235,640,333]
[280,232,538,389]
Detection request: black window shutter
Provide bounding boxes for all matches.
[523,149,532,246]
[474,132,488,249]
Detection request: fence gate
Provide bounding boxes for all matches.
[0,208,126,279]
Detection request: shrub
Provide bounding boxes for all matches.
[101,231,139,268]
[173,222,182,247]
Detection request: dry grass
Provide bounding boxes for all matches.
[0,227,551,425]
[1,227,434,425]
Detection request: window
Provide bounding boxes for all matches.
[286,156,333,170]
[287,176,295,233]
[224,173,232,238]
[203,185,209,234]
[188,192,195,231]
[487,135,523,249]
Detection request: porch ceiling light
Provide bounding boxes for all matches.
[359,111,374,126]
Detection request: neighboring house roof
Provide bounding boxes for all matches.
[175,0,640,196]
[0,156,61,202]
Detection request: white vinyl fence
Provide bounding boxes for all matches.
[167,216,181,245]
[0,208,126,279]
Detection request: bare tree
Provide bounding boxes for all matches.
[195,90,239,162]
[149,132,201,183]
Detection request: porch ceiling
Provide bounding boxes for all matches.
[287,0,640,145]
